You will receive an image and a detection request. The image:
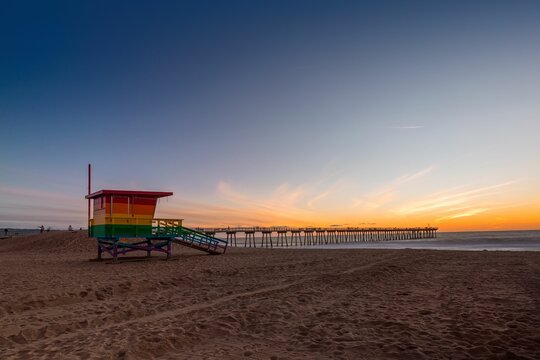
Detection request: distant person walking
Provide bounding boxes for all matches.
[68,225,73,231]
[40,225,44,234]
[3,228,7,236]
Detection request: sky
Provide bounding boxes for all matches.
[1,0,539,231]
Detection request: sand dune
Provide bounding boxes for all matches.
[0,232,539,359]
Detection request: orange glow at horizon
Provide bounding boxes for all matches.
[153,172,540,232]
[157,200,540,232]
[2,168,539,232]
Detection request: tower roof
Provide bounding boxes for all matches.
[85,189,173,199]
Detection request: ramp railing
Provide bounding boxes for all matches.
[152,218,184,237]
[174,227,228,254]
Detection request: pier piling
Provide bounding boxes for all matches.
[196,226,438,248]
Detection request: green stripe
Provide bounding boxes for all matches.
[90,224,153,238]
[90,224,185,239]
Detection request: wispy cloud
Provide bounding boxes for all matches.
[307,180,344,208]
[0,185,85,228]
[351,191,395,210]
[352,166,435,209]
[394,166,435,185]
[0,185,77,201]
[395,180,518,217]
[216,180,308,211]
[158,199,282,227]
[307,190,332,208]
[216,180,251,204]
[1,169,526,229]
[389,126,424,129]
[209,176,354,226]
[435,208,488,222]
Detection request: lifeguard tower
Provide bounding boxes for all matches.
[86,189,227,261]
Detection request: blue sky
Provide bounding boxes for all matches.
[1,1,539,230]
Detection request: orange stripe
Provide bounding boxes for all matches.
[133,197,157,206]
[107,205,156,216]
[92,216,153,226]
[131,205,155,216]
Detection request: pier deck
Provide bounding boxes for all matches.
[196,227,438,248]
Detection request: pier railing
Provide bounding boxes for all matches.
[195,226,438,248]
[197,226,438,232]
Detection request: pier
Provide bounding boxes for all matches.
[196,227,438,248]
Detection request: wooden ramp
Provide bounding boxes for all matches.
[174,227,228,255]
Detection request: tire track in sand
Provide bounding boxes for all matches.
[2,252,403,356]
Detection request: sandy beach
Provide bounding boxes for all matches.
[0,232,539,359]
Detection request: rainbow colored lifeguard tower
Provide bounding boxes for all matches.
[86,189,228,261]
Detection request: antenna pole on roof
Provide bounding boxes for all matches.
[88,163,91,231]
